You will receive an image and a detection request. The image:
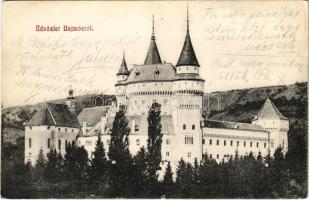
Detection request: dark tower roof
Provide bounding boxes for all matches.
[144,15,162,65]
[117,51,130,75]
[176,6,200,67]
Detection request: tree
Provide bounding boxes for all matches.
[162,162,174,198]
[108,105,133,197]
[89,134,107,181]
[175,159,194,198]
[63,143,89,181]
[147,102,163,186]
[132,147,148,197]
[44,148,58,181]
[34,148,46,179]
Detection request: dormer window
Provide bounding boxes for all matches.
[135,71,140,77]
[154,69,160,77]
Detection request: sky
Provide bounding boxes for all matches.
[2,1,308,107]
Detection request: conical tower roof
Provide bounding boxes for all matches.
[176,6,200,67]
[256,99,288,120]
[144,15,162,65]
[117,51,129,75]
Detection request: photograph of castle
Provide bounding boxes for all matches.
[2,1,307,199]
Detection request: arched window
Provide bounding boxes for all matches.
[192,124,195,130]
[135,125,139,132]
[183,124,186,130]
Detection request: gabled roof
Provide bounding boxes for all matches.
[176,30,200,67]
[117,53,130,76]
[78,106,110,127]
[26,103,80,128]
[255,99,288,120]
[203,120,268,132]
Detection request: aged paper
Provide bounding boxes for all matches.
[2,1,308,107]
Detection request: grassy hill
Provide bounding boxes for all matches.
[1,82,307,147]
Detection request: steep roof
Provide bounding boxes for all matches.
[26,103,80,128]
[78,106,110,127]
[255,99,288,120]
[125,63,177,84]
[203,120,268,132]
[144,35,162,65]
[144,16,162,65]
[117,53,130,75]
[176,30,200,67]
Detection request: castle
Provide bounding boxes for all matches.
[24,10,289,174]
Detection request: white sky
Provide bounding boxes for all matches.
[2,1,308,107]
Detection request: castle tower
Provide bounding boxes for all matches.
[172,6,204,163]
[176,6,200,75]
[115,51,129,108]
[252,98,289,154]
[66,86,75,113]
[144,15,162,65]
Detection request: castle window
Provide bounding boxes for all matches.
[58,140,61,150]
[58,128,61,132]
[135,125,139,132]
[72,129,74,132]
[183,124,186,130]
[202,139,205,145]
[166,139,170,145]
[224,140,226,146]
[29,138,32,148]
[185,135,193,145]
[244,141,246,147]
[256,142,259,148]
[135,71,140,77]
[65,140,68,147]
[264,143,267,148]
[217,154,219,159]
[65,128,67,132]
[47,126,50,130]
[230,141,233,146]
[166,152,169,157]
[192,124,195,130]
[136,139,140,145]
[209,139,212,145]
[217,140,219,146]
[154,69,160,77]
[237,141,239,147]
[47,138,50,148]
[86,140,92,146]
[250,142,253,147]
[187,152,191,158]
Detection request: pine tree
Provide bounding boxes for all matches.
[175,159,194,198]
[44,148,58,181]
[162,162,174,198]
[146,102,163,188]
[34,148,46,179]
[108,105,133,197]
[63,143,89,181]
[90,133,107,181]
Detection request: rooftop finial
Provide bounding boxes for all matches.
[152,14,155,37]
[123,49,125,58]
[186,3,190,32]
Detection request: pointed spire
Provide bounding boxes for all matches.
[256,98,287,120]
[176,5,200,67]
[144,15,162,65]
[117,50,129,75]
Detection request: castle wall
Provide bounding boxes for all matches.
[202,127,269,162]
